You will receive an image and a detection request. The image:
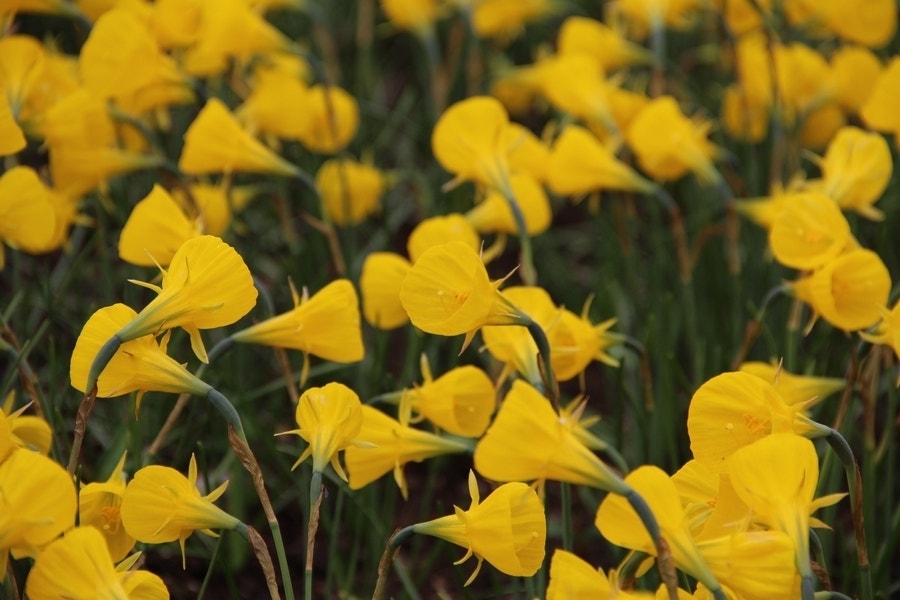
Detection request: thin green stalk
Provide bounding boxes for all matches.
[825,427,872,600]
[373,526,417,600]
[500,186,537,286]
[560,482,572,551]
[526,320,558,410]
[306,470,325,600]
[197,530,227,600]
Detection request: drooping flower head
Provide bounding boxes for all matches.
[280,382,367,480]
[0,166,56,270]
[294,85,359,154]
[115,235,258,363]
[230,279,364,384]
[474,380,629,494]
[118,184,202,267]
[738,362,844,407]
[344,403,469,499]
[411,471,546,584]
[406,214,480,264]
[70,304,214,410]
[465,172,551,236]
[0,392,52,456]
[546,549,655,600]
[120,454,241,568]
[360,252,412,330]
[25,526,169,600]
[79,452,136,562]
[400,241,532,351]
[768,191,852,271]
[316,158,386,226]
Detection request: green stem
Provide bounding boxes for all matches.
[560,482,573,551]
[207,388,246,440]
[306,470,324,600]
[372,526,417,600]
[801,575,816,600]
[825,427,872,600]
[600,444,630,476]
[85,335,122,395]
[197,530,226,600]
[526,320,558,410]
[500,187,537,286]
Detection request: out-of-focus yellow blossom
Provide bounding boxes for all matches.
[181,0,291,77]
[179,98,300,177]
[790,248,891,332]
[235,70,309,140]
[0,448,77,573]
[400,241,532,350]
[769,192,851,271]
[819,0,897,49]
[0,0,85,19]
[475,380,630,493]
[550,305,622,380]
[626,95,719,184]
[406,213,480,264]
[798,103,846,150]
[504,122,551,183]
[361,252,412,329]
[402,355,495,437]
[861,57,900,136]
[118,184,202,267]
[612,0,704,40]
[466,172,551,235]
[812,126,892,221]
[148,0,202,49]
[114,235,257,362]
[231,279,364,381]
[722,32,772,142]
[557,16,651,71]
[830,46,882,115]
[381,0,444,35]
[280,382,367,480]
[316,159,386,225]
[738,362,844,408]
[79,452,135,562]
[170,183,260,238]
[79,9,186,104]
[344,403,469,498]
[531,54,617,133]
[0,166,56,269]
[860,299,900,368]
[546,125,656,197]
[687,371,825,473]
[121,454,241,568]
[0,94,25,155]
[773,43,833,123]
[295,85,359,154]
[0,35,46,114]
[547,549,655,600]
[469,0,553,42]
[721,85,770,143]
[25,526,169,600]
[734,180,806,231]
[712,0,770,36]
[411,471,546,584]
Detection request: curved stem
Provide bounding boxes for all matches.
[306,470,325,600]
[372,526,417,600]
[197,530,226,600]
[526,320,558,410]
[500,187,536,286]
[825,427,872,600]
[85,335,122,396]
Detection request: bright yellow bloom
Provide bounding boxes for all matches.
[721,84,770,143]
[1,392,51,456]
[614,0,704,39]
[178,98,300,177]
[465,172,551,235]
[316,159,386,225]
[860,299,900,366]
[687,371,824,473]
[235,70,309,140]
[790,248,890,332]
[121,454,240,568]
[406,214,480,264]
[25,526,169,600]
[830,46,882,115]
[344,404,469,498]
[626,96,719,184]
[0,166,56,269]
[814,126,892,221]
[0,448,77,574]
[768,192,851,271]
[79,9,186,103]
[819,0,896,48]
[738,362,844,407]
[470,0,553,41]
[399,241,532,350]
[148,0,202,49]
[79,452,135,562]
[0,93,25,156]
[70,304,213,407]
[294,85,359,154]
[728,434,821,580]
[547,549,655,599]
[0,35,46,115]
[280,382,366,480]
[557,16,651,71]
[773,43,832,123]
[360,252,412,329]
[381,0,444,35]
[550,307,622,380]
[231,279,364,379]
[170,182,259,238]
[546,125,656,197]
[694,530,798,600]
[411,471,546,583]
[860,57,900,134]
[532,54,616,132]
[474,380,629,493]
[402,355,495,437]
[118,184,202,267]
[115,235,258,362]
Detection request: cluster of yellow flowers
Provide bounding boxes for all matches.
[3,0,900,597]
